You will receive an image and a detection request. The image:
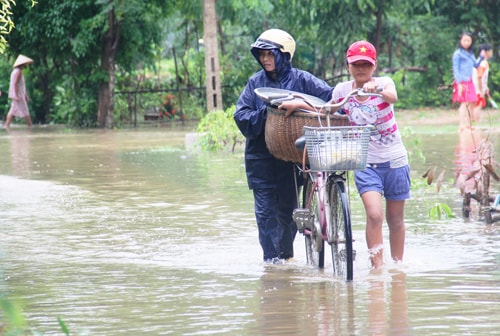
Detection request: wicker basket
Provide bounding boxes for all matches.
[265,107,350,163]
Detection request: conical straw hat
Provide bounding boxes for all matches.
[13,54,34,68]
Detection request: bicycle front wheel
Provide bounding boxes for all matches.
[303,174,324,268]
[328,179,354,281]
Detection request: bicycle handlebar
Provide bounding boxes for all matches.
[322,87,383,112]
[270,87,383,116]
[297,87,383,127]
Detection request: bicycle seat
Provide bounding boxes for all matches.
[295,135,306,151]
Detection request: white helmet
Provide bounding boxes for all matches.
[251,29,296,60]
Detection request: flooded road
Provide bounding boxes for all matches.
[0,126,499,335]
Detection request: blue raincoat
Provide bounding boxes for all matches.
[234,47,333,261]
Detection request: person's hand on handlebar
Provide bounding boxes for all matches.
[361,80,398,104]
[276,99,314,118]
[361,80,380,93]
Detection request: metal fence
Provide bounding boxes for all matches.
[115,86,206,127]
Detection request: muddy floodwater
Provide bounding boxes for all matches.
[0,125,499,335]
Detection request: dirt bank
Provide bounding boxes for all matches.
[397,109,457,126]
[397,107,499,128]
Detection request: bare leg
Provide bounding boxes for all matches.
[386,200,406,262]
[24,115,33,128]
[4,114,14,129]
[458,102,474,131]
[472,104,482,123]
[361,190,385,268]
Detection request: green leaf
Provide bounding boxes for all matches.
[429,203,454,220]
[57,316,71,335]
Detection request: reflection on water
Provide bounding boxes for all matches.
[367,270,408,336]
[454,128,484,194]
[454,127,497,220]
[256,265,356,335]
[0,127,499,335]
[8,131,32,177]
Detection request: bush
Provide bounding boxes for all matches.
[196,105,244,152]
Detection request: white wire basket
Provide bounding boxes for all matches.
[304,125,373,171]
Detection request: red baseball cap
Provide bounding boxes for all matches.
[346,41,377,65]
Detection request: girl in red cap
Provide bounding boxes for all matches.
[331,40,410,269]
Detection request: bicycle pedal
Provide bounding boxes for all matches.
[335,238,355,244]
[339,249,357,261]
[292,208,313,233]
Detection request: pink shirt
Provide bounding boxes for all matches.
[8,67,30,118]
[332,77,407,163]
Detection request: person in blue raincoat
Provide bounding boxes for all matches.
[234,29,333,263]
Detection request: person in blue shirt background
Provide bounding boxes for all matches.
[451,32,484,131]
[234,29,333,264]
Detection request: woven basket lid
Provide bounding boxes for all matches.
[13,55,33,68]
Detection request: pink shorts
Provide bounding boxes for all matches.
[452,80,477,103]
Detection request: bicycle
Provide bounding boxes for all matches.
[298,89,379,281]
[256,87,380,281]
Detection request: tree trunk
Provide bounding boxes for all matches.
[374,6,383,53]
[203,0,223,112]
[97,2,120,128]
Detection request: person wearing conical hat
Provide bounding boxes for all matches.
[5,54,34,129]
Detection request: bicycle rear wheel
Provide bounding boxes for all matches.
[303,174,324,268]
[328,178,354,281]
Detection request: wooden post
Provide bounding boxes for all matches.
[172,47,185,124]
[463,192,471,218]
[202,0,223,112]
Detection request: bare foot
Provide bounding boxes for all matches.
[369,244,384,268]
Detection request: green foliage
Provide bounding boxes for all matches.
[51,75,98,127]
[488,62,500,104]
[0,298,73,335]
[387,14,456,108]
[0,0,16,54]
[429,202,455,220]
[196,105,244,151]
[5,0,174,125]
[0,1,37,53]
[57,317,70,336]
[177,92,206,120]
[0,298,27,332]
[218,25,259,109]
[3,0,500,126]
[113,66,206,123]
[400,126,426,165]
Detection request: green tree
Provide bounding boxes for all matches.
[7,0,173,127]
[250,0,495,106]
[3,0,500,127]
[0,0,16,54]
[0,0,38,53]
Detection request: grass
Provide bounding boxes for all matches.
[397,107,500,134]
